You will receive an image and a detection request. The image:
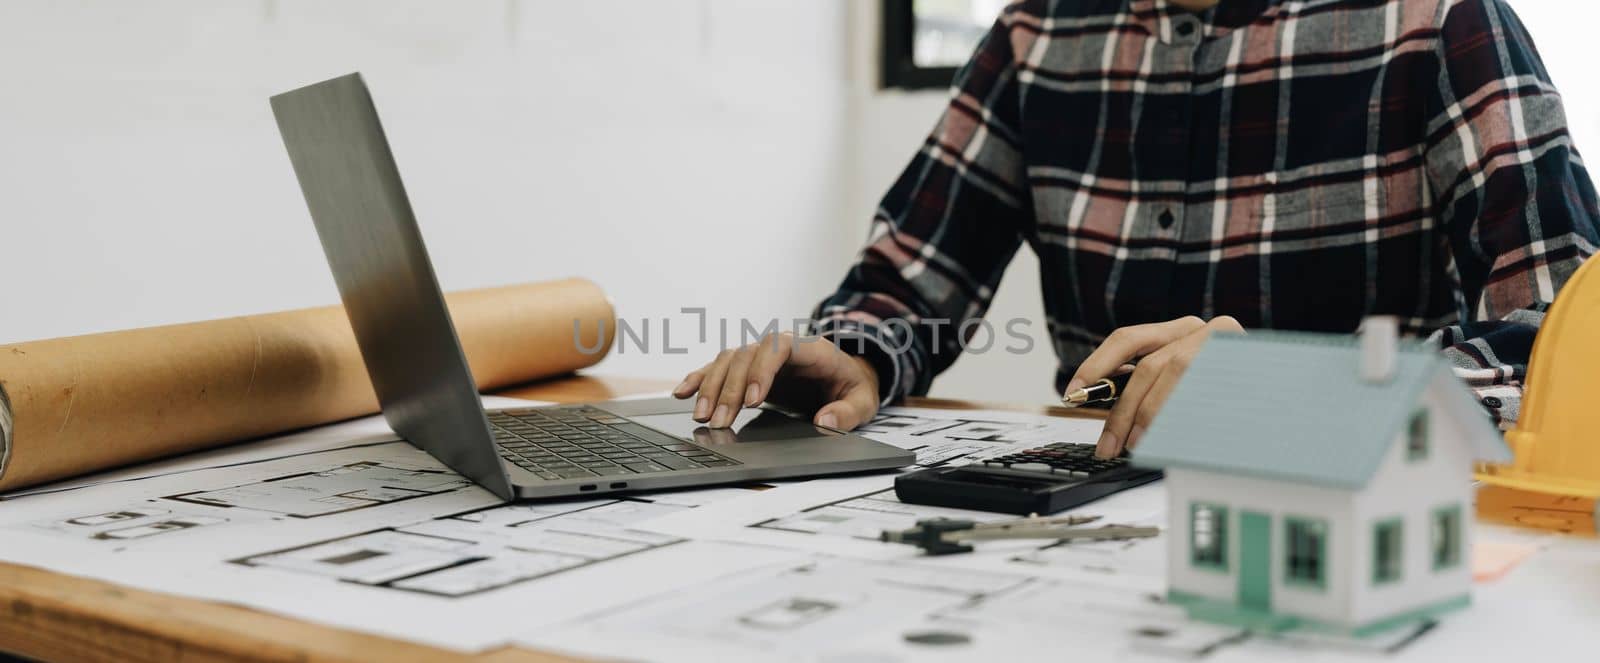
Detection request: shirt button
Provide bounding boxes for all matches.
[1158,209,1176,228]
[1482,396,1504,409]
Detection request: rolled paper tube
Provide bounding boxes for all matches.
[0,278,614,492]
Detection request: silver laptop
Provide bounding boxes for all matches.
[269,73,914,501]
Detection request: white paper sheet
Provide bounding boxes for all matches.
[639,469,1167,590]
[520,555,1033,662]
[857,405,1106,466]
[518,553,1246,662]
[9,401,1585,660]
[0,404,795,652]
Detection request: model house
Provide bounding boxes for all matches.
[1132,318,1510,636]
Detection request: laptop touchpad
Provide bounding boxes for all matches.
[627,408,838,445]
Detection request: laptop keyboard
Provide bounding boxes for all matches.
[487,407,740,481]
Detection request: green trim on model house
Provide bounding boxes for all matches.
[1167,590,1471,638]
[1350,594,1471,638]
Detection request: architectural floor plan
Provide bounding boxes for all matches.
[0,403,1485,657]
[41,506,231,541]
[166,460,474,517]
[856,406,1103,467]
[753,487,1015,540]
[234,497,690,597]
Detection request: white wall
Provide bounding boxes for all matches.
[1,1,1593,403]
[0,0,858,384]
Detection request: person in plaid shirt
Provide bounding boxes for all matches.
[676,0,1600,459]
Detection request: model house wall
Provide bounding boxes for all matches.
[1163,466,1357,624]
[1348,378,1475,625]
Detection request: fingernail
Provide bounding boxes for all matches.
[711,404,731,427]
[694,398,711,420]
[1066,378,1086,394]
[817,413,839,429]
[673,380,692,397]
[1095,430,1119,459]
[1128,425,1146,451]
[745,383,760,406]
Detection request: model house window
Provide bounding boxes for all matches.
[1432,505,1462,569]
[1190,503,1227,570]
[1285,517,1327,588]
[1406,410,1428,461]
[1373,519,1403,584]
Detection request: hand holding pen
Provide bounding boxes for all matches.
[1061,316,1245,459]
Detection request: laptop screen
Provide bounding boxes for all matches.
[270,72,514,500]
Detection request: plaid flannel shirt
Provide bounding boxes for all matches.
[813,0,1600,428]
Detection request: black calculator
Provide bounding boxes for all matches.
[893,442,1162,515]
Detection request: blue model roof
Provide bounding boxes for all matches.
[1131,331,1454,489]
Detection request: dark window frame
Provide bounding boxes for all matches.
[1372,517,1404,585]
[1432,505,1463,570]
[1407,409,1429,461]
[1284,516,1329,590]
[1189,502,1229,571]
[881,0,961,90]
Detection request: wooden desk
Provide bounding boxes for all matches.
[0,373,1094,663]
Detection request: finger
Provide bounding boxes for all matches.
[672,369,705,399]
[692,350,733,422]
[1208,315,1243,334]
[711,346,759,427]
[1098,353,1169,458]
[1067,317,1203,393]
[814,382,880,432]
[742,333,795,406]
[1127,328,1211,449]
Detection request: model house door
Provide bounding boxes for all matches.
[1239,511,1271,611]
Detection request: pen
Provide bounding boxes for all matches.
[1060,372,1133,407]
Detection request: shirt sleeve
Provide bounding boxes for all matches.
[1423,0,1600,428]
[810,7,1037,404]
